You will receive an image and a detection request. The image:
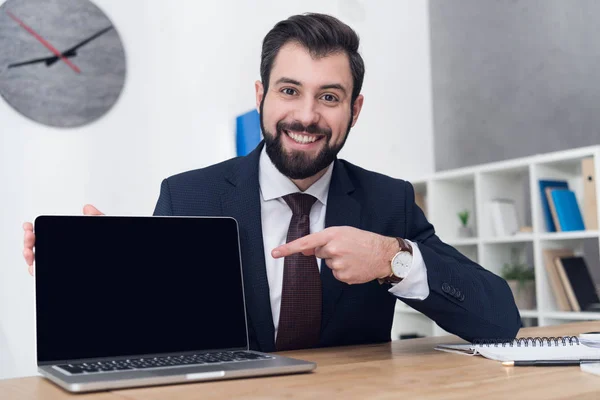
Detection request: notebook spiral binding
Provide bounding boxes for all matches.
[472,336,580,347]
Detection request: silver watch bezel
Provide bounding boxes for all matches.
[391,251,412,278]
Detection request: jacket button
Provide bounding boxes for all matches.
[460,294,465,302]
[442,283,450,293]
[450,287,457,296]
[455,290,461,298]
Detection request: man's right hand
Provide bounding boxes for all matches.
[23,204,104,276]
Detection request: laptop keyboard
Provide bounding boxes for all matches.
[56,351,273,375]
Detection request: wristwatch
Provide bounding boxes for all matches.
[379,237,413,284]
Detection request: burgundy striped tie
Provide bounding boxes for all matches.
[276,193,322,351]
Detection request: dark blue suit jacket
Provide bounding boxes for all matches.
[153,142,521,352]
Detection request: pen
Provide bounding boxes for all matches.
[502,360,600,367]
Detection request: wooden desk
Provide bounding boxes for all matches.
[3,321,600,399]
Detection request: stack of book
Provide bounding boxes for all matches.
[538,157,597,232]
[542,250,600,312]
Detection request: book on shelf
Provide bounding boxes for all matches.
[554,256,600,312]
[541,248,574,311]
[546,188,585,232]
[539,179,569,232]
[488,199,520,236]
[582,157,598,230]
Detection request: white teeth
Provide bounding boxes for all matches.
[286,131,318,144]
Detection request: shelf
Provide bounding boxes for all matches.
[429,177,477,239]
[474,232,599,242]
[432,170,476,183]
[445,238,478,246]
[481,234,534,244]
[396,304,539,319]
[534,145,599,165]
[392,145,600,339]
[535,148,598,169]
[541,311,600,320]
[539,230,599,241]
[519,310,538,318]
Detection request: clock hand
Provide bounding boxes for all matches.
[7,25,112,70]
[7,52,76,69]
[46,26,112,67]
[59,26,114,55]
[44,49,76,67]
[5,10,81,74]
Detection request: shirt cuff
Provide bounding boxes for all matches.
[387,240,429,300]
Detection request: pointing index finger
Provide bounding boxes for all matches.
[272,231,330,258]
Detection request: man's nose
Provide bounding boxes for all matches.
[293,98,320,128]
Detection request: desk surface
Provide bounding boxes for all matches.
[3,321,600,399]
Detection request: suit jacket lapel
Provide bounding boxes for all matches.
[320,159,361,337]
[221,142,276,352]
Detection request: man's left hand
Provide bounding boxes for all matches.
[271,226,398,285]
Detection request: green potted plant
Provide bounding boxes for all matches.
[457,209,473,237]
[501,250,536,310]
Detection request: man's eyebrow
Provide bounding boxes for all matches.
[320,83,347,95]
[275,77,301,86]
[274,78,348,95]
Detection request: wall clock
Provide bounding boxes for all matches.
[0,0,126,128]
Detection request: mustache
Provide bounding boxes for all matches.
[277,120,332,137]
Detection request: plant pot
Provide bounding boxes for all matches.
[457,226,473,238]
[507,280,536,310]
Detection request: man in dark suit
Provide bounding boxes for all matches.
[24,13,521,352]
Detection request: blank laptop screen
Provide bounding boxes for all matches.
[34,216,248,363]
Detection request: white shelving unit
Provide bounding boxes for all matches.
[392,145,600,339]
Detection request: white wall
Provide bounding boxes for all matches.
[0,0,433,378]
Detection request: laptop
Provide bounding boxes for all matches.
[34,215,316,393]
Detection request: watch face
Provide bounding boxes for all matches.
[392,251,412,277]
[0,0,126,127]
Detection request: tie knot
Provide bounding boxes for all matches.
[283,193,317,216]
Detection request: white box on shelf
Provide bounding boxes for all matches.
[489,199,520,237]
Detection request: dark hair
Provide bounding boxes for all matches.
[260,13,365,104]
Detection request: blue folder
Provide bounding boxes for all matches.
[539,180,569,232]
[550,189,585,231]
[236,109,261,156]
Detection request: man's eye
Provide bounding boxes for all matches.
[282,88,297,96]
[322,94,338,102]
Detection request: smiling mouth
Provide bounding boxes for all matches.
[283,130,325,144]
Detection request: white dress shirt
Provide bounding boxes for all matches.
[258,148,429,339]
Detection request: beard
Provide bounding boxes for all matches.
[260,97,353,180]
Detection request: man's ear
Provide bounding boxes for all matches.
[350,94,364,127]
[255,80,264,112]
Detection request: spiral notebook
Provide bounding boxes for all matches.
[435,336,600,362]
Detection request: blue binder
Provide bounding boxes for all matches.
[539,180,569,232]
[550,189,585,231]
[236,109,261,156]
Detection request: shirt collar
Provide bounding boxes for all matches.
[258,146,333,206]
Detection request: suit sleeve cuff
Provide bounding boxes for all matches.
[387,240,429,300]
